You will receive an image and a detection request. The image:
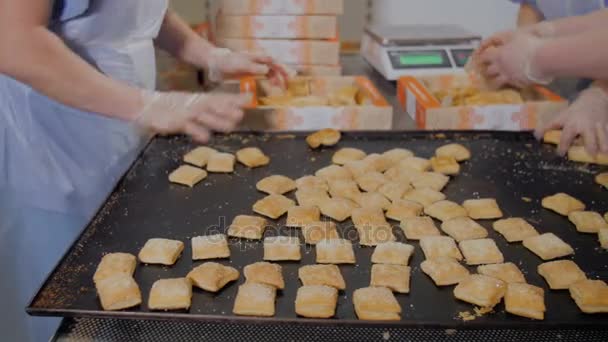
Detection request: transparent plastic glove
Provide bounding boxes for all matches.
[478,32,553,89]
[207,48,288,87]
[534,87,608,156]
[135,90,250,143]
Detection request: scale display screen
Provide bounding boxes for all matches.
[388,50,451,69]
[451,49,474,67]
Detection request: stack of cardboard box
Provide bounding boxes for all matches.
[214,0,343,76]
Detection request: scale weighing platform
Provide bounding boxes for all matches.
[361,24,482,80]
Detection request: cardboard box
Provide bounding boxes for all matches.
[397,74,567,130]
[218,0,343,15]
[288,64,342,76]
[216,15,338,39]
[235,76,393,131]
[217,38,340,65]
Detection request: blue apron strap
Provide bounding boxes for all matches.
[51,0,90,22]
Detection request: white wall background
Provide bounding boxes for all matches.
[370,0,520,38]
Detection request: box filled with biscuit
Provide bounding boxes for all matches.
[234,76,393,131]
[397,74,566,130]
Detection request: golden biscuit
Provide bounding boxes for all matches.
[523,233,574,260]
[436,144,471,162]
[371,242,414,266]
[295,188,330,207]
[568,211,608,233]
[295,175,329,192]
[364,154,393,173]
[253,194,295,219]
[295,285,339,318]
[183,146,217,167]
[206,153,236,173]
[537,260,586,290]
[236,147,270,168]
[400,216,441,240]
[353,287,401,321]
[357,223,396,247]
[244,262,284,289]
[462,198,503,220]
[370,264,411,293]
[187,262,239,292]
[233,283,277,317]
[306,129,341,149]
[383,148,414,166]
[424,200,468,222]
[227,215,267,240]
[492,218,539,242]
[420,257,470,286]
[286,206,321,228]
[411,172,450,192]
[402,188,446,207]
[398,156,431,172]
[352,207,388,227]
[431,156,460,175]
[459,239,504,265]
[541,193,585,216]
[569,279,608,313]
[319,197,358,222]
[356,172,389,192]
[454,274,506,308]
[316,239,356,264]
[600,228,608,249]
[138,238,184,266]
[505,283,545,320]
[263,236,301,261]
[343,160,376,178]
[168,165,207,187]
[93,253,137,284]
[332,148,366,165]
[441,217,488,242]
[315,165,352,182]
[148,278,192,311]
[386,199,423,222]
[568,146,608,165]
[256,175,296,195]
[355,192,391,211]
[302,221,339,245]
[298,264,346,290]
[420,236,463,260]
[477,262,525,284]
[95,274,142,311]
[328,179,361,201]
[543,130,561,145]
[595,172,608,188]
[378,181,412,202]
[191,234,230,260]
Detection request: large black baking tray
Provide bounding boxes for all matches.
[28,131,608,329]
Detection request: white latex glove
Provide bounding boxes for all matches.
[478,32,552,89]
[535,87,608,156]
[207,48,288,87]
[135,90,250,143]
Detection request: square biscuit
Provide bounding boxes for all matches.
[315,165,352,182]
[295,188,330,207]
[459,239,504,265]
[353,287,401,321]
[364,154,393,173]
[371,242,414,266]
[295,285,339,318]
[354,192,391,211]
[298,264,346,290]
[328,179,361,201]
[332,148,367,165]
[352,207,388,228]
[568,146,608,165]
[244,262,284,289]
[505,283,546,320]
[370,264,411,293]
[523,233,574,260]
[411,172,450,192]
[168,165,207,187]
[192,234,230,260]
[227,215,267,240]
[295,175,329,192]
[93,253,137,284]
[95,274,142,311]
[357,223,396,247]
[378,181,412,202]
[493,218,539,242]
[263,236,301,261]
[424,200,468,222]
[420,257,470,286]
[402,188,446,207]
[595,172,608,188]
[236,147,270,168]
[454,274,506,308]
[568,211,608,233]
[286,206,321,228]
[316,239,356,264]
[537,260,586,290]
[138,238,184,266]
[436,143,471,162]
[384,165,424,184]
[399,156,431,172]
[148,278,192,311]
[187,262,239,292]
[400,216,441,240]
[306,128,341,149]
[302,221,339,245]
[543,130,561,145]
[319,197,358,222]
[183,146,217,167]
[420,236,463,260]
[431,156,460,175]
[356,172,388,192]
[463,199,503,220]
[344,159,376,179]
[440,217,488,242]
[569,279,608,313]
[256,175,296,195]
[206,153,236,173]
[541,193,585,216]
[600,228,608,249]
[253,194,296,219]
[233,283,277,317]
[383,148,414,165]
[477,262,526,284]
[386,199,423,222]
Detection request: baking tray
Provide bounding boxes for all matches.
[28,131,608,329]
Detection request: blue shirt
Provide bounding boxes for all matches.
[511,0,606,20]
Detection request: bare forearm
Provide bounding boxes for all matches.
[549,8,608,36]
[155,9,215,68]
[517,4,542,27]
[0,28,142,120]
[534,30,608,80]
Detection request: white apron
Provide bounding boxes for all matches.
[0,1,168,341]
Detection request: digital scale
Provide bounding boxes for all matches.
[361,24,482,80]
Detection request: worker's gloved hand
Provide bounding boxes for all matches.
[478,32,552,89]
[206,48,288,88]
[534,87,608,156]
[135,90,250,143]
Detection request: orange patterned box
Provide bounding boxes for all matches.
[216,15,338,39]
[234,76,392,131]
[397,74,566,130]
[218,0,343,15]
[216,38,340,65]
